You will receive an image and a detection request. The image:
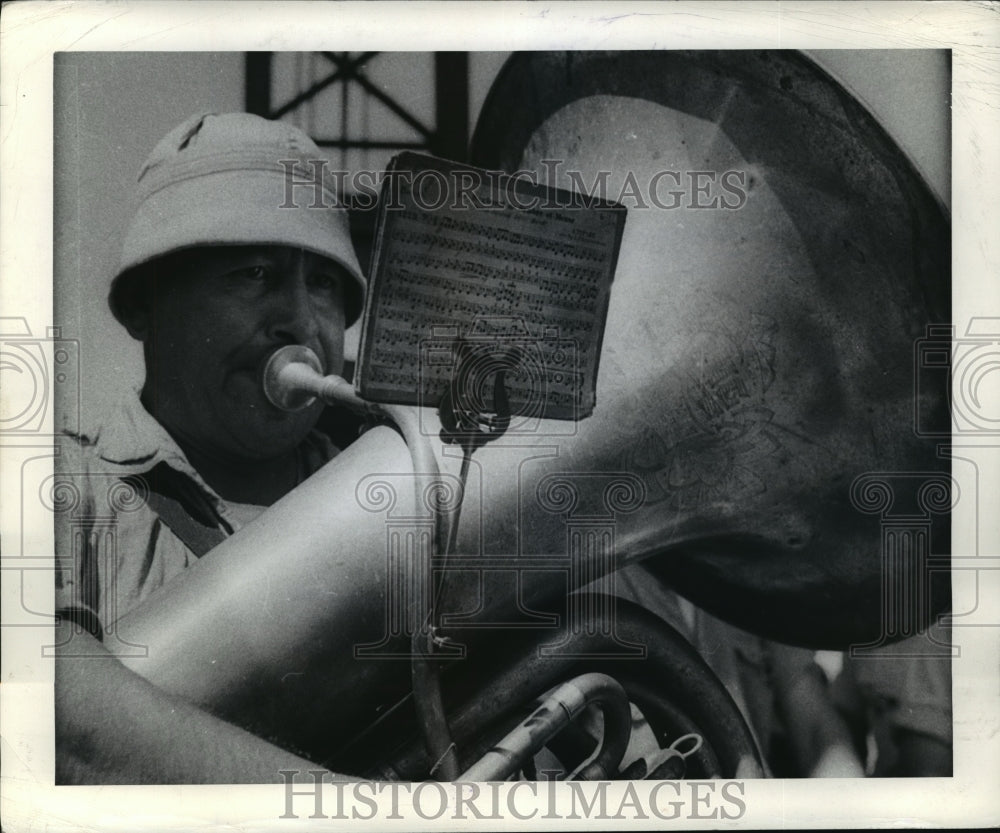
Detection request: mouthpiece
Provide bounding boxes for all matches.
[262,345,324,411]
[262,345,372,414]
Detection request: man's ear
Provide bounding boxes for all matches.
[115,276,153,342]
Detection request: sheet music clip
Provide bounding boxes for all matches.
[438,336,514,451]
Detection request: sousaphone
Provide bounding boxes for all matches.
[110,50,951,779]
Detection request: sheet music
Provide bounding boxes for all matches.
[356,153,626,419]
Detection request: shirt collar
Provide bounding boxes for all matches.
[83,388,340,513]
[90,391,225,505]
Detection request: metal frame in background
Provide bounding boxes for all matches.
[244,51,470,161]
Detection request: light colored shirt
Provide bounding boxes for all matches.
[846,625,952,746]
[54,393,338,633]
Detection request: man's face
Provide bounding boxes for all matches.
[139,245,350,462]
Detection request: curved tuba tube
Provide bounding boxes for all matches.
[113,50,950,773]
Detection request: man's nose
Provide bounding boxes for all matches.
[268,271,320,346]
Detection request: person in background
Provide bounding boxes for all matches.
[834,627,953,777]
[615,564,865,778]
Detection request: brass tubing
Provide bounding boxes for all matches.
[459,672,631,782]
[347,598,760,780]
[263,346,460,781]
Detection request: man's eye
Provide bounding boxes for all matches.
[310,273,342,293]
[233,265,268,282]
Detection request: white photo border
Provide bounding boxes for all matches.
[1,1,998,830]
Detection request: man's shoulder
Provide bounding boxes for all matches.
[54,398,167,501]
[56,427,103,471]
[62,393,181,470]
[55,426,147,504]
[57,420,134,473]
